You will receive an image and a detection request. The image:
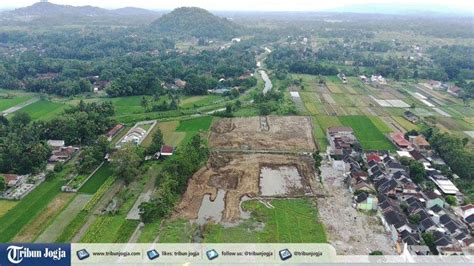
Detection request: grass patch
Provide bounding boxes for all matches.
[158,219,198,243]
[339,115,395,151]
[0,200,18,218]
[368,116,392,133]
[158,121,186,147]
[138,220,161,243]
[55,211,88,242]
[203,199,327,243]
[79,163,114,194]
[176,116,213,132]
[180,95,222,109]
[13,193,75,242]
[392,116,420,131]
[0,95,34,111]
[19,100,66,120]
[36,194,92,243]
[0,177,65,242]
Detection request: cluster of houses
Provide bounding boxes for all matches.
[424,80,463,97]
[359,74,387,85]
[47,140,80,165]
[0,173,45,200]
[326,126,473,256]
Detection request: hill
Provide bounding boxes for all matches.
[9,2,109,16]
[150,7,238,39]
[0,2,159,25]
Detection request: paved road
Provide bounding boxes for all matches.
[260,70,272,95]
[1,97,40,116]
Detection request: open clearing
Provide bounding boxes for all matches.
[203,199,327,243]
[319,163,394,255]
[175,152,317,223]
[12,193,74,242]
[209,116,315,152]
[176,116,213,132]
[19,100,66,120]
[35,194,92,243]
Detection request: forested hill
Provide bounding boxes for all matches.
[150,7,239,39]
[8,2,110,16]
[0,2,160,25]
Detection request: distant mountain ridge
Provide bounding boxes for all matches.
[326,3,472,16]
[3,2,158,17]
[150,7,239,39]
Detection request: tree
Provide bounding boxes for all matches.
[0,175,5,192]
[313,153,322,173]
[409,160,426,184]
[446,195,457,206]
[147,128,164,155]
[408,213,421,225]
[422,232,437,254]
[111,144,142,184]
[11,112,31,127]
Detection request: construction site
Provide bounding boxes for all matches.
[174,116,320,224]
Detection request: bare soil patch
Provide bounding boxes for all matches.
[209,116,315,152]
[174,153,316,223]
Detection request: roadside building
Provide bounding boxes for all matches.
[106,124,125,141]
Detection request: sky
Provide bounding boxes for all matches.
[0,0,473,12]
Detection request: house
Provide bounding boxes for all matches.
[371,75,387,84]
[174,79,187,89]
[326,127,358,155]
[447,86,461,97]
[359,75,368,83]
[409,150,428,163]
[1,174,22,187]
[105,124,125,141]
[425,191,445,209]
[47,140,65,151]
[403,111,419,124]
[49,146,79,163]
[427,80,442,90]
[429,176,460,195]
[408,245,431,255]
[420,217,437,232]
[410,135,430,151]
[433,230,452,247]
[337,73,347,83]
[160,145,174,156]
[354,192,378,211]
[352,181,375,194]
[365,152,381,163]
[438,246,463,255]
[389,132,412,150]
[461,205,474,226]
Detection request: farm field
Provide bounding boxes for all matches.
[19,100,67,120]
[158,120,186,147]
[12,193,75,242]
[36,194,92,243]
[0,177,65,242]
[176,116,213,132]
[203,199,327,243]
[0,94,34,111]
[0,200,18,218]
[339,115,395,151]
[79,163,114,194]
[180,95,222,109]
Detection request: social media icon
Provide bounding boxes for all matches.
[76,249,90,260]
[279,249,292,261]
[206,249,219,260]
[147,249,160,260]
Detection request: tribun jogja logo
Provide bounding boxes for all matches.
[7,245,67,264]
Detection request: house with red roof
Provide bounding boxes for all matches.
[389,132,412,150]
